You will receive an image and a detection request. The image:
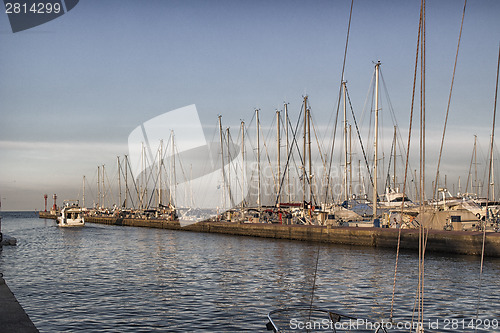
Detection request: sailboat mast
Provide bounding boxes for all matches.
[124,155,128,208]
[393,126,397,190]
[307,106,312,204]
[171,131,176,207]
[303,96,308,208]
[277,110,281,207]
[140,143,144,209]
[83,175,85,208]
[97,165,100,208]
[168,138,172,206]
[349,124,353,197]
[117,156,121,208]
[358,159,362,196]
[343,81,348,201]
[226,127,233,207]
[284,103,291,203]
[256,109,261,209]
[218,116,226,210]
[474,134,478,196]
[102,164,105,208]
[158,140,163,208]
[241,121,245,210]
[373,61,381,219]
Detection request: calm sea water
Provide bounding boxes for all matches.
[0,211,499,332]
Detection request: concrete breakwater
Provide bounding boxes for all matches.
[38,211,58,219]
[82,216,500,257]
[0,277,39,332]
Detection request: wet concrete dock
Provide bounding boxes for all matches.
[0,276,38,332]
[83,216,500,257]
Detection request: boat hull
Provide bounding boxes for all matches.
[57,217,85,227]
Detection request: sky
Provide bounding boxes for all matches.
[0,0,499,211]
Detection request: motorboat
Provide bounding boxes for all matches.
[57,200,85,227]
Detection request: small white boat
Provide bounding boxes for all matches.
[57,201,85,227]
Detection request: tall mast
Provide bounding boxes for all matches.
[241,121,245,210]
[303,98,306,207]
[158,140,163,208]
[308,106,312,204]
[168,137,172,205]
[218,116,226,210]
[256,109,261,209]
[349,124,352,197]
[343,81,348,201]
[277,110,281,207]
[124,155,128,208]
[97,165,100,208]
[284,103,291,203]
[393,126,397,190]
[117,156,121,208]
[458,176,461,195]
[492,146,495,201]
[83,175,86,208]
[102,164,105,208]
[140,143,144,209]
[373,61,381,219]
[226,127,233,207]
[358,159,362,196]
[171,131,176,207]
[474,134,478,195]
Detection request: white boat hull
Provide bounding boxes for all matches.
[57,216,85,227]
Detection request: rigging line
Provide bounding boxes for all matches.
[385,133,396,190]
[475,41,500,333]
[309,109,327,167]
[262,114,278,194]
[144,143,164,209]
[103,166,115,208]
[346,85,374,188]
[390,0,422,321]
[465,138,476,194]
[227,128,244,202]
[310,116,327,177]
[325,0,353,203]
[310,115,330,203]
[125,156,140,209]
[433,0,467,200]
[274,102,306,205]
[274,109,298,205]
[275,103,319,206]
[380,71,415,189]
[146,148,165,209]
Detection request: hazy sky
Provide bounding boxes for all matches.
[1,0,499,210]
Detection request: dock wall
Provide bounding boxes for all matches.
[0,277,39,332]
[84,216,500,257]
